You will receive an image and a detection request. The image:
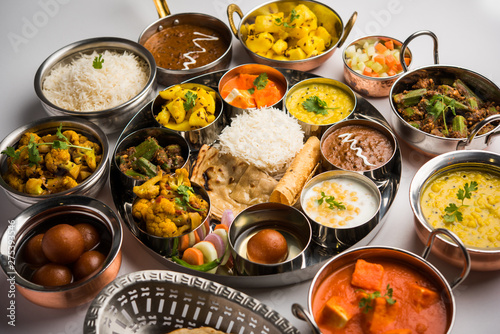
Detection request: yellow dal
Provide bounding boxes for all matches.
[286,83,354,125]
[420,169,500,248]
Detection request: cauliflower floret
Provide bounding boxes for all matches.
[45,148,71,173]
[25,178,44,195]
[133,172,162,199]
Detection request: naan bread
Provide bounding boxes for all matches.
[190,145,278,219]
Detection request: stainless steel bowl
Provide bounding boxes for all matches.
[84,270,300,334]
[410,149,500,271]
[34,37,157,134]
[218,63,288,121]
[228,0,357,71]
[292,229,470,334]
[0,195,122,308]
[285,78,357,138]
[343,35,412,97]
[320,119,398,182]
[228,202,312,276]
[300,170,381,248]
[138,3,233,87]
[0,116,110,209]
[151,83,225,152]
[389,31,500,156]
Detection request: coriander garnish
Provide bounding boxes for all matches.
[92,54,104,69]
[274,9,300,28]
[317,191,346,210]
[302,95,339,115]
[183,91,198,112]
[248,73,268,95]
[357,284,396,313]
[443,181,478,223]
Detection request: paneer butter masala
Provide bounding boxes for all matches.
[313,259,448,334]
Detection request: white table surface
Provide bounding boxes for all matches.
[1,0,499,333]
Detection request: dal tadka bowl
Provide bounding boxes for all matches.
[410,149,500,271]
[34,37,157,134]
[0,116,110,209]
[0,195,122,308]
[227,0,357,71]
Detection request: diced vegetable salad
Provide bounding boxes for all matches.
[344,38,411,78]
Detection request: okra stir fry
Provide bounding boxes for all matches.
[392,76,500,138]
[117,136,186,180]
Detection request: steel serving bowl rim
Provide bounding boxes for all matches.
[342,34,413,81]
[84,269,301,334]
[34,36,157,117]
[235,0,344,65]
[389,63,500,141]
[0,116,110,200]
[285,77,357,126]
[410,149,500,253]
[0,195,123,292]
[138,12,233,74]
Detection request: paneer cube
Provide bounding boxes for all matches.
[382,329,412,334]
[246,32,275,54]
[319,296,352,329]
[366,297,399,334]
[351,259,385,290]
[409,283,439,310]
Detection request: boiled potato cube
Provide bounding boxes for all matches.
[285,47,307,60]
[291,4,317,25]
[272,39,288,55]
[166,97,186,124]
[297,35,325,56]
[159,85,182,101]
[315,26,333,47]
[254,12,284,34]
[189,108,210,128]
[155,108,171,125]
[246,32,275,53]
[193,87,216,114]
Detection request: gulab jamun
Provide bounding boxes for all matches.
[246,229,288,264]
[72,250,106,281]
[31,263,73,286]
[74,223,100,251]
[41,224,85,265]
[24,233,49,266]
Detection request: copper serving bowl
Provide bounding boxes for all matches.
[0,116,110,209]
[0,195,122,308]
[292,229,471,334]
[410,149,500,271]
[342,35,412,97]
[139,0,232,86]
[228,0,357,71]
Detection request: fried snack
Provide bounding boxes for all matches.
[269,136,321,206]
[167,327,228,334]
[190,145,277,219]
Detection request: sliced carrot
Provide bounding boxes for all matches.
[387,68,397,77]
[214,223,229,233]
[373,54,385,65]
[404,57,411,66]
[385,54,396,68]
[179,235,191,252]
[384,40,394,50]
[375,42,388,54]
[181,247,205,266]
[363,66,373,76]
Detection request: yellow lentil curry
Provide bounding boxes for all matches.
[420,168,500,248]
[286,82,354,125]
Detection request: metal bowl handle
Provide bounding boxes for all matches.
[421,228,471,289]
[291,303,322,334]
[227,4,244,39]
[337,11,358,48]
[153,0,170,18]
[456,114,500,150]
[400,30,439,72]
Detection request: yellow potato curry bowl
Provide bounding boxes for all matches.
[410,149,500,271]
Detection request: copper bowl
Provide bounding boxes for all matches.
[228,0,357,71]
[292,229,471,334]
[410,149,500,271]
[0,195,122,308]
[342,35,412,97]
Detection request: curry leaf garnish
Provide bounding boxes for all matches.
[317,191,346,210]
[443,181,478,223]
[302,95,339,115]
[92,54,104,69]
[183,91,198,112]
[357,284,396,313]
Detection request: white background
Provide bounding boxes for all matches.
[1,0,500,333]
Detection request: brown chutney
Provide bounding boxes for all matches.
[143,24,228,70]
[322,124,394,171]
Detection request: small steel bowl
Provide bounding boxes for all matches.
[320,119,398,181]
[218,63,288,120]
[300,170,381,249]
[113,127,191,191]
[127,182,211,257]
[83,270,300,334]
[228,202,312,276]
[228,0,357,71]
[343,35,412,97]
[389,31,500,156]
[0,116,110,209]
[138,8,233,86]
[0,195,122,309]
[292,229,470,334]
[34,37,157,134]
[151,83,225,152]
[285,78,357,138]
[410,149,500,271]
